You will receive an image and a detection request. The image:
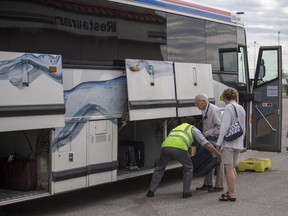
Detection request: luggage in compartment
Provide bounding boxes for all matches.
[191,148,219,177]
[118,141,145,168]
[131,141,145,167]
[0,155,37,191]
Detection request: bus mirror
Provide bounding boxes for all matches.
[259,59,266,79]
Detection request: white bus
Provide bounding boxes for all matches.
[0,0,282,205]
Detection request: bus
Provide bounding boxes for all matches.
[0,0,282,205]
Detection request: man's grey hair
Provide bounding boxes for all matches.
[195,93,208,102]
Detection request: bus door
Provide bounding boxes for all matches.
[125,59,177,121]
[251,46,282,152]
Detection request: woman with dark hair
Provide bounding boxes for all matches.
[216,87,246,202]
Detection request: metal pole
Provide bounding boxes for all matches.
[254,41,256,70]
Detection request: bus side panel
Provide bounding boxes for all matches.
[52,122,87,194]
[87,120,118,186]
[51,69,124,193]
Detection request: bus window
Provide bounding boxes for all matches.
[167,14,205,63]
[255,50,278,85]
[205,21,237,71]
[219,48,237,73]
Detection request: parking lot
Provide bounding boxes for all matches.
[1,99,288,216]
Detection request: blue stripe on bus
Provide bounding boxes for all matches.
[133,0,232,22]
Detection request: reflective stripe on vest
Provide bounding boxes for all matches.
[161,123,193,151]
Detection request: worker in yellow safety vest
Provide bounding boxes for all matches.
[146,117,221,198]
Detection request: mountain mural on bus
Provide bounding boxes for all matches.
[0,53,62,87]
[53,74,127,151]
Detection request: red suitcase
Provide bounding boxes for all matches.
[0,156,37,191]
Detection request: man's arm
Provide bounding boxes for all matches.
[192,127,221,160]
[204,143,221,159]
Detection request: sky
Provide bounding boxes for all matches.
[193,0,288,77]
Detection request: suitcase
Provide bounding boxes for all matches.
[118,141,145,168]
[0,156,37,191]
[130,141,145,167]
[191,148,219,177]
[118,145,130,168]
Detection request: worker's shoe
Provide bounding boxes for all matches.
[182,192,192,198]
[146,190,154,197]
[196,184,213,191]
[208,187,224,193]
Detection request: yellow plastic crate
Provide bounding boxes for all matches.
[238,158,271,172]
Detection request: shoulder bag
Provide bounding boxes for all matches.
[224,104,243,141]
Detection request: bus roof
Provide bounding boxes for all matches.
[115,0,243,25]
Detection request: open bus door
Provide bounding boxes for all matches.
[0,52,65,132]
[124,59,214,121]
[251,46,282,152]
[125,59,177,121]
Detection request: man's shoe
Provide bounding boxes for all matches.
[208,187,224,193]
[146,191,154,197]
[182,192,192,198]
[196,184,213,191]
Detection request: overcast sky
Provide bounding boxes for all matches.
[194,0,287,76]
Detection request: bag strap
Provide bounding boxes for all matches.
[231,103,238,118]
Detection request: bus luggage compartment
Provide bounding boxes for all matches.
[118,141,145,168]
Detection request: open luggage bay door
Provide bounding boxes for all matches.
[125,59,177,121]
[174,62,214,117]
[251,46,282,152]
[0,52,65,132]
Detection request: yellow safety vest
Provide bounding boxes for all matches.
[161,123,194,151]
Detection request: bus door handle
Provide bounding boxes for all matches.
[193,67,197,86]
[22,60,29,86]
[255,105,276,132]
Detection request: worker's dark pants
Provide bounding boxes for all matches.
[149,147,193,194]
